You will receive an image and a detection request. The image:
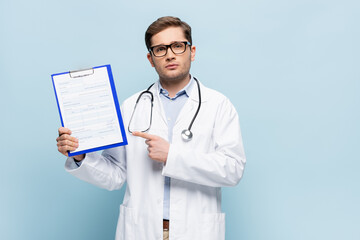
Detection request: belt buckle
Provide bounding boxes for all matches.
[163,220,169,230]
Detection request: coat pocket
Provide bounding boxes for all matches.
[200,212,225,240]
[115,205,136,240]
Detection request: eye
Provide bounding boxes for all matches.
[172,42,184,49]
[155,46,166,53]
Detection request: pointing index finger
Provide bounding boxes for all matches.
[132,131,155,140]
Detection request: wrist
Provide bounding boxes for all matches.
[73,154,85,162]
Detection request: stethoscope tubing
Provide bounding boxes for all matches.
[128,77,201,141]
[187,77,201,132]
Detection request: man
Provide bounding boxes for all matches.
[57,16,246,240]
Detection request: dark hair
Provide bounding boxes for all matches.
[145,16,192,51]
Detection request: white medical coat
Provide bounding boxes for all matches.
[65,79,246,240]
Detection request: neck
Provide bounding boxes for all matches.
[160,74,191,98]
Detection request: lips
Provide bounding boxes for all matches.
[165,63,178,70]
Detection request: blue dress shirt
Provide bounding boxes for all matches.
[159,78,194,220]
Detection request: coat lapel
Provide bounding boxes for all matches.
[175,79,207,127]
[151,82,168,127]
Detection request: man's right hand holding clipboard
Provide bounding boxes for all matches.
[56,127,84,161]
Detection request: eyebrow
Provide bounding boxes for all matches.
[151,40,188,47]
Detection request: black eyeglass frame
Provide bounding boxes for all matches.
[148,41,191,57]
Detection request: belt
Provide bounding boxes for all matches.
[163,220,169,230]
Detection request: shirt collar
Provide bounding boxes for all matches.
[159,76,195,99]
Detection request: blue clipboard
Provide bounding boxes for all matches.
[52,64,128,156]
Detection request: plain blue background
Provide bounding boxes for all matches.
[1,0,359,239]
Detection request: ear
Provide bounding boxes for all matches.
[190,45,196,62]
[147,53,155,67]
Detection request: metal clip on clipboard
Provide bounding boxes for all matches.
[69,68,95,78]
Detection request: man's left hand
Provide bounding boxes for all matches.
[132,132,170,164]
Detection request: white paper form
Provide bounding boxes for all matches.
[52,65,127,156]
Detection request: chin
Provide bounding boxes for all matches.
[163,71,189,82]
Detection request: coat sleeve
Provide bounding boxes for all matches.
[162,97,246,187]
[64,146,127,191]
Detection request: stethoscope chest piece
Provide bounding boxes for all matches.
[181,129,193,141]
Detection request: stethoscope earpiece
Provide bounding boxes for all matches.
[181,129,193,141]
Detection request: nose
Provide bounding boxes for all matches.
[165,47,176,61]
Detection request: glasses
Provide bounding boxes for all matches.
[149,41,191,57]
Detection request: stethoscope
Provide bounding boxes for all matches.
[128,77,201,141]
